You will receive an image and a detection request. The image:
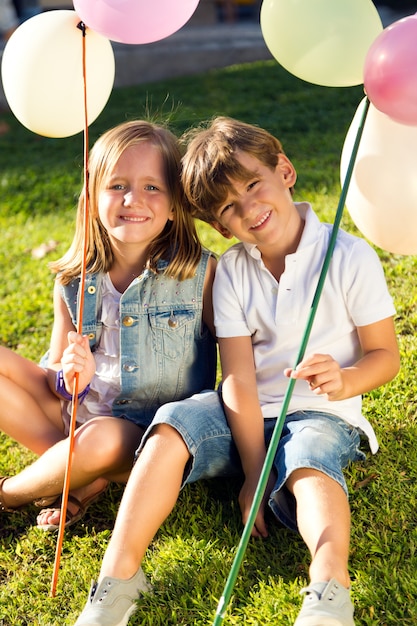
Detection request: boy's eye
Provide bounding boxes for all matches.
[248,180,258,190]
[219,202,233,216]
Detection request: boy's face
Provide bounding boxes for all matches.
[211,151,299,252]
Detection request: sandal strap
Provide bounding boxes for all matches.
[0,476,16,512]
[40,494,84,523]
[37,482,108,531]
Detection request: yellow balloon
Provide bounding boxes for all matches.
[260,0,383,87]
[341,98,417,255]
[1,10,115,138]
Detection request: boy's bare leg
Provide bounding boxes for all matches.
[287,468,351,588]
[98,423,190,581]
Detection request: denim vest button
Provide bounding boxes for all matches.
[123,362,137,372]
[117,399,131,405]
[168,313,178,328]
[122,315,134,326]
[87,286,96,294]
[87,332,95,340]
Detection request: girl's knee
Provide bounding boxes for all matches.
[74,418,141,471]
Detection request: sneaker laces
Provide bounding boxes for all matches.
[300,581,328,600]
[95,579,114,603]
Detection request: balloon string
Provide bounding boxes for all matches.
[50,22,89,598]
[211,96,371,626]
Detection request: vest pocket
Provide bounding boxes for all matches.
[148,310,195,359]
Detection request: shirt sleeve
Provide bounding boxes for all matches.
[343,237,396,327]
[213,248,252,338]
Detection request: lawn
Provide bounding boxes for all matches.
[0,58,416,625]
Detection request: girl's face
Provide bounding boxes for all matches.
[98,142,174,248]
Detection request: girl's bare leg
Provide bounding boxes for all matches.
[0,347,63,453]
[2,416,143,512]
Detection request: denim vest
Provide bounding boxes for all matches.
[59,249,217,424]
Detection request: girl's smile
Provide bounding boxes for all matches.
[99,142,174,247]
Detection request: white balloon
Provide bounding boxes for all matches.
[341,98,417,255]
[1,10,115,138]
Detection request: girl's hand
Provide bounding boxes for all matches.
[60,331,96,394]
[284,353,345,400]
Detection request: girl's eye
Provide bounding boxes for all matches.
[145,184,158,191]
[109,183,125,191]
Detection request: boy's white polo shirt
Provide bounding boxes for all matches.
[213,202,396,454]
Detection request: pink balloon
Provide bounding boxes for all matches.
[364,13,417,126]
[73,0,200,44]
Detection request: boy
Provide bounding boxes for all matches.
[180,117,399,625]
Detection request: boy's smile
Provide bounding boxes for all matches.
[212,151,303,260]
[249,209,272,231]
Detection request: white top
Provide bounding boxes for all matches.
[63,273,122,426]
[213,203,396,454]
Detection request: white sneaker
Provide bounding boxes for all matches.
[294,578,355,626]
[74,567,152,626]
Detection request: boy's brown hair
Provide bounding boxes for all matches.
[181,116,288,223]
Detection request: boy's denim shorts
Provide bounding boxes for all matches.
[138,390,365,531]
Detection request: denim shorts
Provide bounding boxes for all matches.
[139,391,365,531]
[265,410,365,530]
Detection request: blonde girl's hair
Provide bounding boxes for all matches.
[51,120,201,284]
[181,116,291,223]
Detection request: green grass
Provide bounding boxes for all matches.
[0,59,416,625]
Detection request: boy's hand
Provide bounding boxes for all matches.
[284,353,345,400]
[60,331,96,395]
[238,471,276,538]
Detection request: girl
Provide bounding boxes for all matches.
[0,120,216,530]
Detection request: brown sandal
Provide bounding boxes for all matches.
[33,495,61,508]
[0,477,17,512]
[37,484,108,532]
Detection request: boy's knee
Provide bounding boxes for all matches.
[149,422,185,445]
[145,423,191,465]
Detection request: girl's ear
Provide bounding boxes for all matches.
[277,154,297,188]
[210,221,234,239]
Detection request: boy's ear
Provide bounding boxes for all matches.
[277,154,297,187]
[210,220,234,239]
